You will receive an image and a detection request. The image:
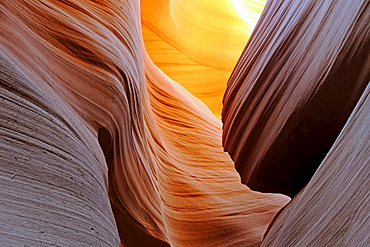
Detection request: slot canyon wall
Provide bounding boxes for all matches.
[0,0,369,247]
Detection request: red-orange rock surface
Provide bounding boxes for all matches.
[1,0,369,246]
[0,1,288,246]
[222,0,370,197]
[141,0,264,118]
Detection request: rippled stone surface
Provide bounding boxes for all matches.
[1,0,368,246]
[0,1,289,246]
[222,0,369,197]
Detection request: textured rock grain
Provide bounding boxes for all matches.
[262,83,370,247]
[0,1,288,246]
[0,50,120,246]
[222,0,370,197]
[142,0,265,118]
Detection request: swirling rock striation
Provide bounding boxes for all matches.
[0,49,120,247]
[0,0,288,246]
[2,0,368,246]
[141,0,265,118]
[262,84,370,246]
[222,0,370,197]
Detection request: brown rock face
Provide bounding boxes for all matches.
[222,0,370,197]
[1,0,368,246]
[262,84,370,246]
[0,1,288,246]
[0,50,120,246]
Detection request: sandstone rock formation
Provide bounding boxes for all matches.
[142,0,265,118]
[262,83,370,246]
[0,0,288,246]
[0,49,121,246]
[1,0,369,246]
[222,0,370,197]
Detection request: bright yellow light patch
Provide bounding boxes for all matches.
[230,0,266,32]
[142,0,267,118]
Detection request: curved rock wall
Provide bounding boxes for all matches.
[222,0,370,197]
[142,0,265,118]
[262,84,370,246]
[0,49,120,246]
[1,0,368,246]
[0,0,288,246]
[144,52,289,246]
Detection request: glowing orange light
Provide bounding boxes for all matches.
[142,0,266,118]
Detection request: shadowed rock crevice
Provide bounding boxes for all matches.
[98,127,170,247]
[2,0,368,246]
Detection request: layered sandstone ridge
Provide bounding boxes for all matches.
[1,1,288,246]
[222,0,370,197]
[1,0,369,246]
[0,49,121,246]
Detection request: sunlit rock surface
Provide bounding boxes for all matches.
[1,0,369,246]
[0,0,288,246]
[222,0,370,197]
[142,0,265,118]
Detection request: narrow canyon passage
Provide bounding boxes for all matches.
[0,0,369,246]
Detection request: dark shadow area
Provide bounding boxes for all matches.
[98,127,170,247]
[235,31,370,198]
